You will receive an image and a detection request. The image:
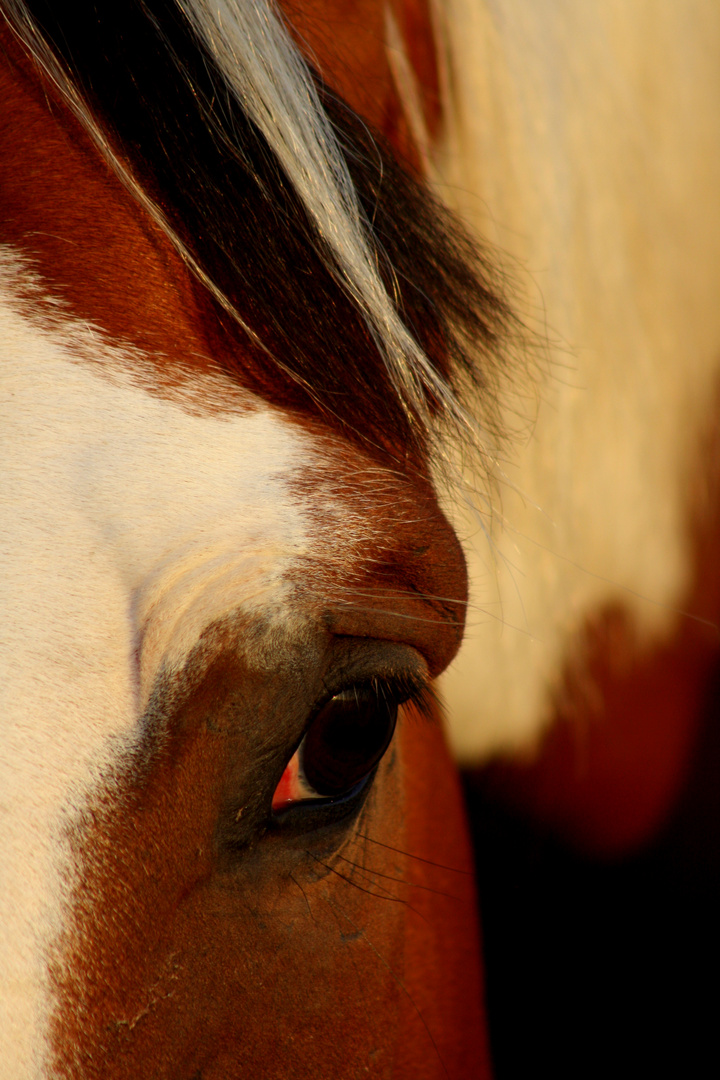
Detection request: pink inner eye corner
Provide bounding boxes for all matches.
[271,754,299,812]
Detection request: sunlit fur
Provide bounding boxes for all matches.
[437,0,720,759]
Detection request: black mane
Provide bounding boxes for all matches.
[13,0,513,463]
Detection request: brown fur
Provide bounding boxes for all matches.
[0,23,217,381]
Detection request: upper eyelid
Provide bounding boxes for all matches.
[319,673,428,713]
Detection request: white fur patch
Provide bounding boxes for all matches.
[436,0,720,760]
[0,252,337,1076]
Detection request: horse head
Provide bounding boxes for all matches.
[0,1,501,1075]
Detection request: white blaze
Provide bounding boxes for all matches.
[0,252,320,1076]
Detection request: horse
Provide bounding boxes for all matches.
[434,3,720,1072]
[4,1,720,1077]
[438,0,720,855]
[0,1,503,1076]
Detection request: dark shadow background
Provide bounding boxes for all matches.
[463,662,720,1078]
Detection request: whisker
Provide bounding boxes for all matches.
[326,585,471,608]
[328,855,433,927]
[288,873,315,923]
[353,833,472,875]
[306,852,410,906]
[331,593,535,635]
[509,524,720,633]
[322,896,450,1079]
[336,854,462,902]
[320,602,466,630]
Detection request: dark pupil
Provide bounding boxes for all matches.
[301,687,398,799]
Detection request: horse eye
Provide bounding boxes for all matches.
[272,685,398,812]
